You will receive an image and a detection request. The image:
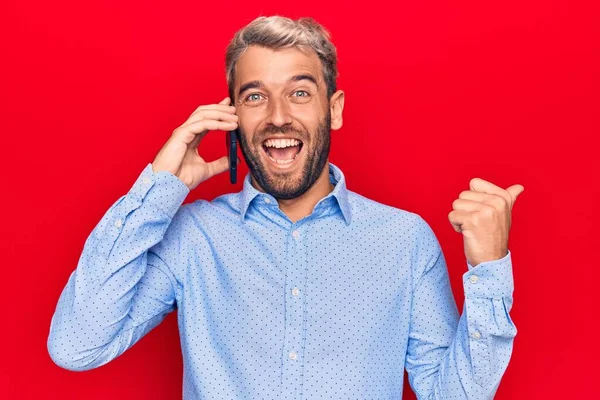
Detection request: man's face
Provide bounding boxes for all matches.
[233,45,333,200]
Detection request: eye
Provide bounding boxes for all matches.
[245,93,264,102]
[293,90,310,97]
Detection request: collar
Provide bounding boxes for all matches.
[238,162,352,226]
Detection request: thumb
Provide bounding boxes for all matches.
[219,97,231,105]
[506,184,525,204]
[206,155,229,178]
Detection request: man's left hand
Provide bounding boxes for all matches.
[448,178,524,267]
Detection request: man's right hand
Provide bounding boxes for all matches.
[151,97,239,190]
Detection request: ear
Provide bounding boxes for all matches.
[329,90,345,130]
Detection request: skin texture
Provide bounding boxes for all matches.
[231,45,345,223]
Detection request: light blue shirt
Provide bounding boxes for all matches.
[47,162,516,399]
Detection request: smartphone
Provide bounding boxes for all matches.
[226,129,238,184]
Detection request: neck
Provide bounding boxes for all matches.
[251,161,334,223]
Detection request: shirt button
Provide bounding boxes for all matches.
[264,197,271,204]
[292,287,299,296]
[289,351,297,360]
[292,230,300,239]
[469,275,479,284]
[114,218,123,228]
[472,331,482,339]
[142,177,151,185]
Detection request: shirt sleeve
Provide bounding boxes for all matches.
[47,163,190,371]
[404,215,517,399]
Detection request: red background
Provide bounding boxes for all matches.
[1,0,598,398]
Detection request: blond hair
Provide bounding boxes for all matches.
[225,15,338,102]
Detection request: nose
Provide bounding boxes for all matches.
[266,96,293,127]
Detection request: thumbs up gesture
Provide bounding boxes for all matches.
[448,178,524,267]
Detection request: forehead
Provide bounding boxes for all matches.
[235,45,323,88]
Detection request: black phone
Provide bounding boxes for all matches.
[226,129,238,184]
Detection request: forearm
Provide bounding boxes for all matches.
[411,251,516,399]
[47,164,189,371]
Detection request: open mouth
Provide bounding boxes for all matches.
[262,138,304,166]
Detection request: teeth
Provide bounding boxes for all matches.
[264,138,301,148]
[263,138,302,165]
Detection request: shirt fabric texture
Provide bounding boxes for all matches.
[47,162,516,399]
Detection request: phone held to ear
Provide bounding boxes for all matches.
[226,129,238,184]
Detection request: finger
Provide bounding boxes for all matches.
[191,105,237,117]
[184,109,239,126]
[186,118,238,150]
[184,119,238,132]
[469,178,512,205]
[189,98,236,118]
[174,119,238,145]
[448,209,470,232]
[205,155,230,178]
[506,184,525,206]
[458,190,508,210]
[452,198,486,212]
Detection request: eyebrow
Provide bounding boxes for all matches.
[237,74,319,98]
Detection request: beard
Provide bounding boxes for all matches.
[237,108,332,200]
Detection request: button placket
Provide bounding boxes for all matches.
[280,226,307,399]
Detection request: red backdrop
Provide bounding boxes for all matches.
[1,1,598,398]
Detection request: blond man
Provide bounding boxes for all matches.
[48,15,523,399]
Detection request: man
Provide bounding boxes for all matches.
[47,15,524,399]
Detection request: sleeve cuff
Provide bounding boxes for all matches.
[463,249,514,297]
[127,163,190,219]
